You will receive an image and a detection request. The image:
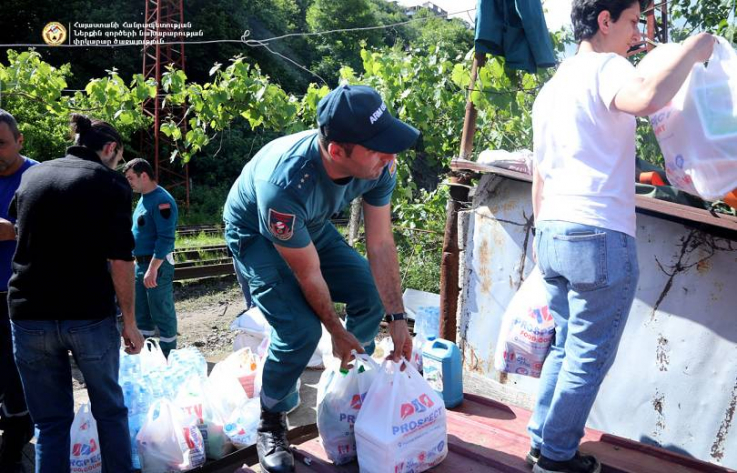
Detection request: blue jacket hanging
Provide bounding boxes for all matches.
[475,0,557,73]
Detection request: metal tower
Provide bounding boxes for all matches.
[141,0,189,206]
[631,1,669,56]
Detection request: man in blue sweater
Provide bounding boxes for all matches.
[124,158,179,356]
[0,110,36,472]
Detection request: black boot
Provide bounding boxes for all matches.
[0,413,33,472]
[257,408,294,473]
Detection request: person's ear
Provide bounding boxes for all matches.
[17,133,24,151]
[103,141,116,158]
[598,10,612,33]
[327,142,346,161]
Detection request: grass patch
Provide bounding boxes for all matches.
[176,231,226,249]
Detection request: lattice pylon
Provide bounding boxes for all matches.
[140,0,189,207]
[630,1,669,56]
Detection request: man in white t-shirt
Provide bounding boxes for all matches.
[527,1,715,472]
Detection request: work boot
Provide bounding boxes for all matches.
[257,408,294,473]
[0,413,33,472]
[533,452,601,473]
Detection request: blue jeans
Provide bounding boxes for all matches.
[11,317,132,473]
[528,221,639,461]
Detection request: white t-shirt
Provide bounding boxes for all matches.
[533,52,638,237]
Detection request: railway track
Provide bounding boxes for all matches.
[172,217,425,281]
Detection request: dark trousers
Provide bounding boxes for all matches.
[0,292,33,462]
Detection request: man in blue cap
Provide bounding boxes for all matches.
[224,84,419,473]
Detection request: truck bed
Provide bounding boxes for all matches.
[196,393,734,473]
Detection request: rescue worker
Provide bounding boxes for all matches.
[9,113,143,473]
[527,1,715,472]
[0,110,36,472]
[123,158,179,357]
[224,85,419,473]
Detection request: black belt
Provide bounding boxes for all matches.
[135,255,153,264]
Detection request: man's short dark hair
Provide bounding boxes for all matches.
[318,128,356,157]
[0,109,21,140]
[123,158,155,180]
[571,0,649,42]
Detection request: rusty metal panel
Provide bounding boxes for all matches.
[458,175,737,469]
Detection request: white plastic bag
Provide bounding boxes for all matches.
[317,352,380,465]
[140,338,168,374]
[355,359,447,473]
[641,37,737,200]
[175,376,234,461]
[231,307,271,353]
[223,398,262,449]
[494,267,554,378]
[136,399,206,472]
[209,348,260,398]
[371,337,424,373]
[69,403,102,473]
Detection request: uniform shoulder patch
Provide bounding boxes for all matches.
[268,209,296,241]
[158,202,172,219]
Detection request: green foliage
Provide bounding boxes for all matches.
[337,45,549,229]
[0,50,154,161]
[158,57,329,162]
[406,9,474,60]
[668,0,737,41]
[306,0,383,83]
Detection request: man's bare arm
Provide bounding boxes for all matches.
[110,259,143,354]
[274,242,364,368]
[363,202,412,361]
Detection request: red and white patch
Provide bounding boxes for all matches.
[388,158,397,177]
[158,202,172,219]
[268,209,296,241]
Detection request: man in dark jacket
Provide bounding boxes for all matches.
[8,114,143,473]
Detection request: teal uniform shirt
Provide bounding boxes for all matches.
[132,186,178,258]
[223,130,397,247]
[224,129,398,413]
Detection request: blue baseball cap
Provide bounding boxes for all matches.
[317,85,420,154]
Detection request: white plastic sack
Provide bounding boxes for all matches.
[494,267,554,378]
[371,337,423,373]
[205,367,250,421]
[69,403,102,473]
[210,348,260,398]
[639,37,737,200]
[136,399,206,472]
[317,352,380,465]
[223,398,261,449]
[229,306,270,337]
[175,376,234,461]
[231,307,271,353]
[355,359,448,473]
[140,338,168,375]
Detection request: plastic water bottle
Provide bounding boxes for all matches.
[422,338,463,408]
[415,306,440,340]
